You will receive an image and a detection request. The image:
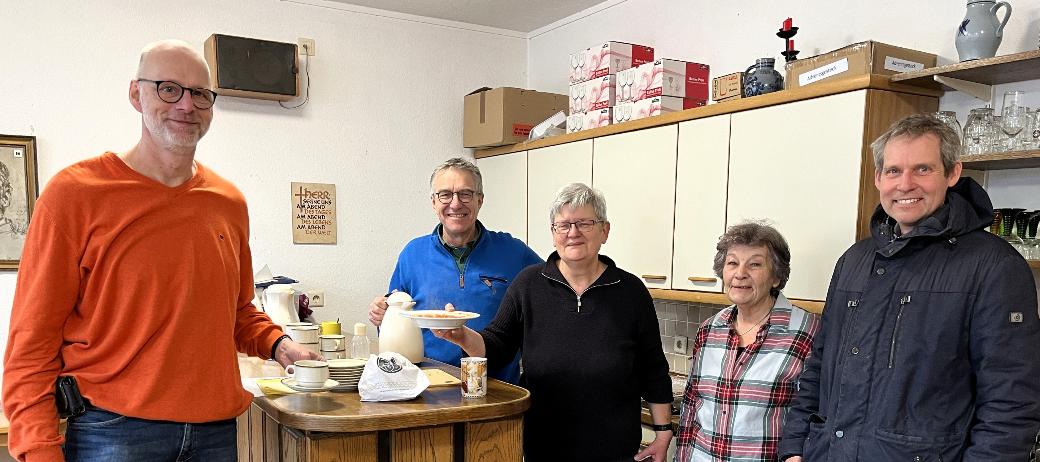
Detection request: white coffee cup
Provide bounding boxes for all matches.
[319,334,345,351]
[288,325,320,343]
[285,360,329,387]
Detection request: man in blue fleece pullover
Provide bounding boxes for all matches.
[368,158,541,383]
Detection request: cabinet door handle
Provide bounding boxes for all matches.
[687,277,718,283]
[642,274,667,281]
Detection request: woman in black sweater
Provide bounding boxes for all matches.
[434,183,674,462]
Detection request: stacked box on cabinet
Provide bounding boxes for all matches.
[463,87,569,148]
[566,41,654,133]
[613,58,709,123]
[712,72,744,102]
[784,40,937,89]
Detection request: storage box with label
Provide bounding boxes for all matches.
[614,59,710,106]
[712,72,743,102]
[569,75,616,114]
[569,41,654,84]
[785,40,937,89]
[566,108,612,133]
[463,87,569,148]
[613,96,705,124]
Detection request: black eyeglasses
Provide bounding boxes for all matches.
[551,219,603,234]
[433,189,481,204]
[137,79,217,109]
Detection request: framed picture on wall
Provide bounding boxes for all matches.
[0,135,39,270]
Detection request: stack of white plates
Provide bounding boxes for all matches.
[327,358,366,392]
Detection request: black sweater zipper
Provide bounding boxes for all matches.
[540,273,620,313]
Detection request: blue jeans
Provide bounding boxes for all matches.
[63,406,236,462]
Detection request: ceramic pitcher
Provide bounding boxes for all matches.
[955,0,1012,61]
[378,295,424,363]
[743,58,784,97]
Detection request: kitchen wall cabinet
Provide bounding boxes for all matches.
[593,125,679,290]
[475,152,528,242]
[727,91,867,300]
[672,115,731,292]
[526,140,593,258]
[475,78,939,304]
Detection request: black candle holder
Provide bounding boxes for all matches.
[777,27,799,62]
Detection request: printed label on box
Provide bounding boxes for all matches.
[566,108,612,133]
[512,124,533,137]
[883,56,924,72]
[799,58,850,86]
[569,76,616,113]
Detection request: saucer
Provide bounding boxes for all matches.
[281,377,339,392]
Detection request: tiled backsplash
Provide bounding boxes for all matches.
[653,299,727,375]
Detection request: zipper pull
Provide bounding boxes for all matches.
[459,274,464,288]
[483,278,492,288]
[847,299,859,307]
[577,295,582,313]
[900,294,911,305]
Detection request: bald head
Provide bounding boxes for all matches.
[136,39,210,85]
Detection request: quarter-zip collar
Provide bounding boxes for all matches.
[539,251,622,313]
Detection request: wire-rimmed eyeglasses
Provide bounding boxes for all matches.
[137,79,217,109]
[433,189,481,204]
[551,219,604,234]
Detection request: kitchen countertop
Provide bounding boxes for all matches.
[239,355,530,433]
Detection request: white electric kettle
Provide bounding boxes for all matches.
[263,284,299,326]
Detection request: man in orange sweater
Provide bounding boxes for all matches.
[2,39,320,462]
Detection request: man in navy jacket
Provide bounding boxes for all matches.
[779,115,1040,461]
[368,158,541,383]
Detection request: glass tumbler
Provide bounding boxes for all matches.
[935,111,963,145]
[963,107,995,156]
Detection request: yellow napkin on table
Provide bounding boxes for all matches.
[255,378,297,396]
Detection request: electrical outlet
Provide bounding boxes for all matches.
[673,335,688,354]
[298,38,316,56]
[308,290,325,307]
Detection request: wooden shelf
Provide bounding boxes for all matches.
[961,149,1040,171]
[890,49,1040,88]
[1029,259,1040,270]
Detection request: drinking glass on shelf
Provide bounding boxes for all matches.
[1000,91,1028,151]
[1025,109,1040,151]
[991,115,1008,152]
[935,111,963,145]
[963,107,995,156]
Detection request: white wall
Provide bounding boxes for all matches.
[0,0,526,394]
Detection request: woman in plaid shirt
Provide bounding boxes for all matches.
[675,222,820,461]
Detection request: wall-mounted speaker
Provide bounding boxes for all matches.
[204,34,299,102]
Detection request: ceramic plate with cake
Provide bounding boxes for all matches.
[398,309,479,329]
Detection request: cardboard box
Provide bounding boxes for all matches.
[569,41,654,84]
[613,96,705,124]
[463,87,569,148]
[615,59,710,106]
[566,108,612,133]
[568,75,616,114]
[712,72,743,101]
[785,41,937,89]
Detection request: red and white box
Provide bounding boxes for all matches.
[568,75,616,114]
[566,108,612,133]
[614,59,710,105]
[613,96,705,124]
[569,41,654,84]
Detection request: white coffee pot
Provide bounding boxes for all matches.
[263,284,299,326]
[378,291,424,363]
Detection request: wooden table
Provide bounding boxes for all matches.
[237,357,529,462]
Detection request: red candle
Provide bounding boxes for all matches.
[783,18,793,31]
[788,39,795,51]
